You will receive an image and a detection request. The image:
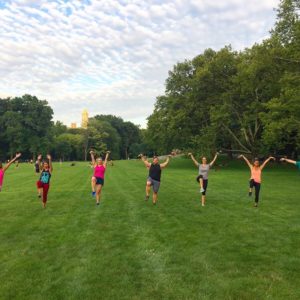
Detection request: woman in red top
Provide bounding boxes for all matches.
[90,150,110,205]
[239,155,275,207]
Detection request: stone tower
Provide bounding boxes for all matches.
[81,109,89,129]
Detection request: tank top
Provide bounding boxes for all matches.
[198,164,210,180]
[40,170,51,184]
[0,169,4,186]
[251,166,261,183]
[94,165,106,179]
[149,163,161,182]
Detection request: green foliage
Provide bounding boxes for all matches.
[145,0,300,158]
[0,95,53,159]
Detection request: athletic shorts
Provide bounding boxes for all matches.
[94,176,104,186]
[147,177,160,193]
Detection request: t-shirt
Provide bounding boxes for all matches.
[149,163,161,182]
[198,164,210,180]
[40,170,51,184]
[296,161,300,170]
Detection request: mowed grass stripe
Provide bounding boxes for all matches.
[0,159,299,299]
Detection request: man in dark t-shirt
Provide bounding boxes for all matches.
[140,154,171,205]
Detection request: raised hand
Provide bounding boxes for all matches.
[16,153,22,158]
[90,150,95,155]
[37,154,42,160]
[188,153,192,156]
[46,154,52,160]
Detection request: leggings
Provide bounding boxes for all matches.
[249,179,261,203]
[37,181,50,203]
[196,175,208,195]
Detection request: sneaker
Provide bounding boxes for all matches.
[96,202,100,206]
[38,194,41,198]
[202,203,205,207]
[254,203,258,207]
[200,188,205,193]
[92,191,96,197]
[145,195,149,201]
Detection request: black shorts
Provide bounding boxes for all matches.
[196,175,208,195]
[95,177,104,186]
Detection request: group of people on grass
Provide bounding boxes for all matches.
[0,151,299,208]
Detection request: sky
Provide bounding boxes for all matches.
[0,0,280,128]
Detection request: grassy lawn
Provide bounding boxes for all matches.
[0,158,299,299]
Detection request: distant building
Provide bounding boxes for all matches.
[81,109,89,129]
[70,123,77,129]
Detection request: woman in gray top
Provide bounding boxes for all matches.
[188,152,219,206]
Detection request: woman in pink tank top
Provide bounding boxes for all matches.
[90,150,110,205]
[0,153,22,192]
[239,155,275,207]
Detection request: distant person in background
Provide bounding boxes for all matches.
[90,150,110,206]
[36,154,53,208]
[35,156,41,174]
[239,155,275,207]
[188,152,219,207]
[140,154,171,205]
[280,157,300,171]
[0,153,22,192]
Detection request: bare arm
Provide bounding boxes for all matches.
[104,151,110,167]
[90,150,96,166]
[260,156,275,170]
[209,153,218,167]
[188,153,199,167]
[4,153,21,172]
[280,158,296,165]
[140,154,151,168]
[160,155,171,169]
[238,155,252,169]
[47,154,53,173]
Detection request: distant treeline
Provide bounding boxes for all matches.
[0,95,149,161]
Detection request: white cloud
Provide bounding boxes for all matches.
[0,0,279,127]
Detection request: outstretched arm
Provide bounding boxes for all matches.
[260,156,275,170]
[140,154,151,168]
[37,154,42,171]
[209,153,219,167]
[4,153,21,172]
[280,158,296,165]
[104,151,110,167]
[188,153,199,167]
[160,155,171,169]
[238,155,252,169]
[47,154,53,173]
[90,150,96,166]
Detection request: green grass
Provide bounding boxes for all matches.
[0,158,299,300]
